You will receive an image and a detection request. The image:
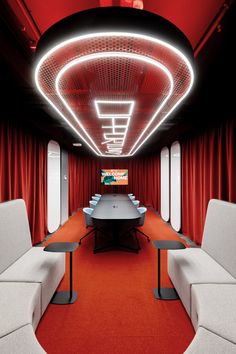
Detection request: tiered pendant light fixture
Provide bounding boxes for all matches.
[35,7,194,157]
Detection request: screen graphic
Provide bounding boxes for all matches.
[101,169,128,185]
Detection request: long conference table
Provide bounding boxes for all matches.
[91,194,141,253]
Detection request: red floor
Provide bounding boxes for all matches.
[36,209,194,354]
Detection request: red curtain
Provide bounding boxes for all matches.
[3,115,234,247]
[0,121,47,244]
[68,154,160,215]
[181,119,236,245]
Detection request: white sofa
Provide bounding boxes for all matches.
[185,327,236,353]
[0,199,65,353]
[168,199,236,353]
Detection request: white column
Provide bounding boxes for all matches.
[161,147,169,222]
[170,141,181,231]
[47,140,61,233]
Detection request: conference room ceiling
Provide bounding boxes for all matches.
[34,8,195,157]
[5,0,225,49]
[0,1,234,156]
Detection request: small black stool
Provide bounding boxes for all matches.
[44,242,78,304]
[152,240,185,300]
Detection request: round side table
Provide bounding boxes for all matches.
[152,240,185,300]
[44,242,78,304]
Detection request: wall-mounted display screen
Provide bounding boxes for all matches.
[101,169,128,185]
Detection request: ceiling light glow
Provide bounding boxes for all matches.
[94,99,134,155]
[55,51,173,156]
[95,100,135,118]
[35,32,194,157]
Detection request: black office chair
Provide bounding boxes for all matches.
[132,200,140,208]
[79,207,96,245]
[134,207,150,244]
[92,196,100,201]
[89,200,97,209]
[80,207,109,253]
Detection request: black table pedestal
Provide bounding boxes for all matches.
[153,287,179,300]
[152,240,185,300]
[93,220,140,254]
[91,195,141,253]
[44,242,78,304]
[51,290,77,304]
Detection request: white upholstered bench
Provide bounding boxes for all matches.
[0,199,65,353]
[168,199,236,353]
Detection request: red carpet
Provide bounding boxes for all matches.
[36,209,194,354]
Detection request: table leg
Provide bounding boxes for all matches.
[94,224,139,253]
[153,248,179,300]
[158,248,161,297]
[51,252,77,304]
[70,251,73,300]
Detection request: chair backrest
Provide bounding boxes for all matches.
[89,200,97,209]
[83,207,94,227]
[128,193,133,197]
[202,199,236,278]
[129,195,135,200]
[95,194,102,198]
[137,207,147,226]
[92,196,100,201]
[0,199,32,274]
[133,200,140,207]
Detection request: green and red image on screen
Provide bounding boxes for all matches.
[101,169,128,185]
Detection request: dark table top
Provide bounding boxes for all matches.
[152,240,186,250]
[44,242,78,253]
[92,194,140,220]
[100,194,130,201]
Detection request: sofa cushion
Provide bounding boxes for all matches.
[184,327,236,354]
[0,247,65,314]
[202,199,236,278]
[0,324,46,354]
[168,248,236,315]
[0,282,41,338]
[191,283,236,345]
[0,199,32,274]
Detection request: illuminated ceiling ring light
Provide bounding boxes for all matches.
[34,7,195,157]
[55,52,174,156]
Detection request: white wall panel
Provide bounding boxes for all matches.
[47,140,61,233]
[170,141,181,231]
[60,149,68,224]
[161,147,169,222]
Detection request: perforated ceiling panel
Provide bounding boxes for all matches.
[35,11,194,157]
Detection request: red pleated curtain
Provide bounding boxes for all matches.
[68,154,160,215]
[0,121,47,244]
[2,117,234,246]
[181,119,236,245]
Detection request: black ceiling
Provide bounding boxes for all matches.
[0,2,235,157]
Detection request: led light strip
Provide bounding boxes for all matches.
[35,32,194,157]
[94,100,135,117]
[95,100,134,155]
[56,52,173,156]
